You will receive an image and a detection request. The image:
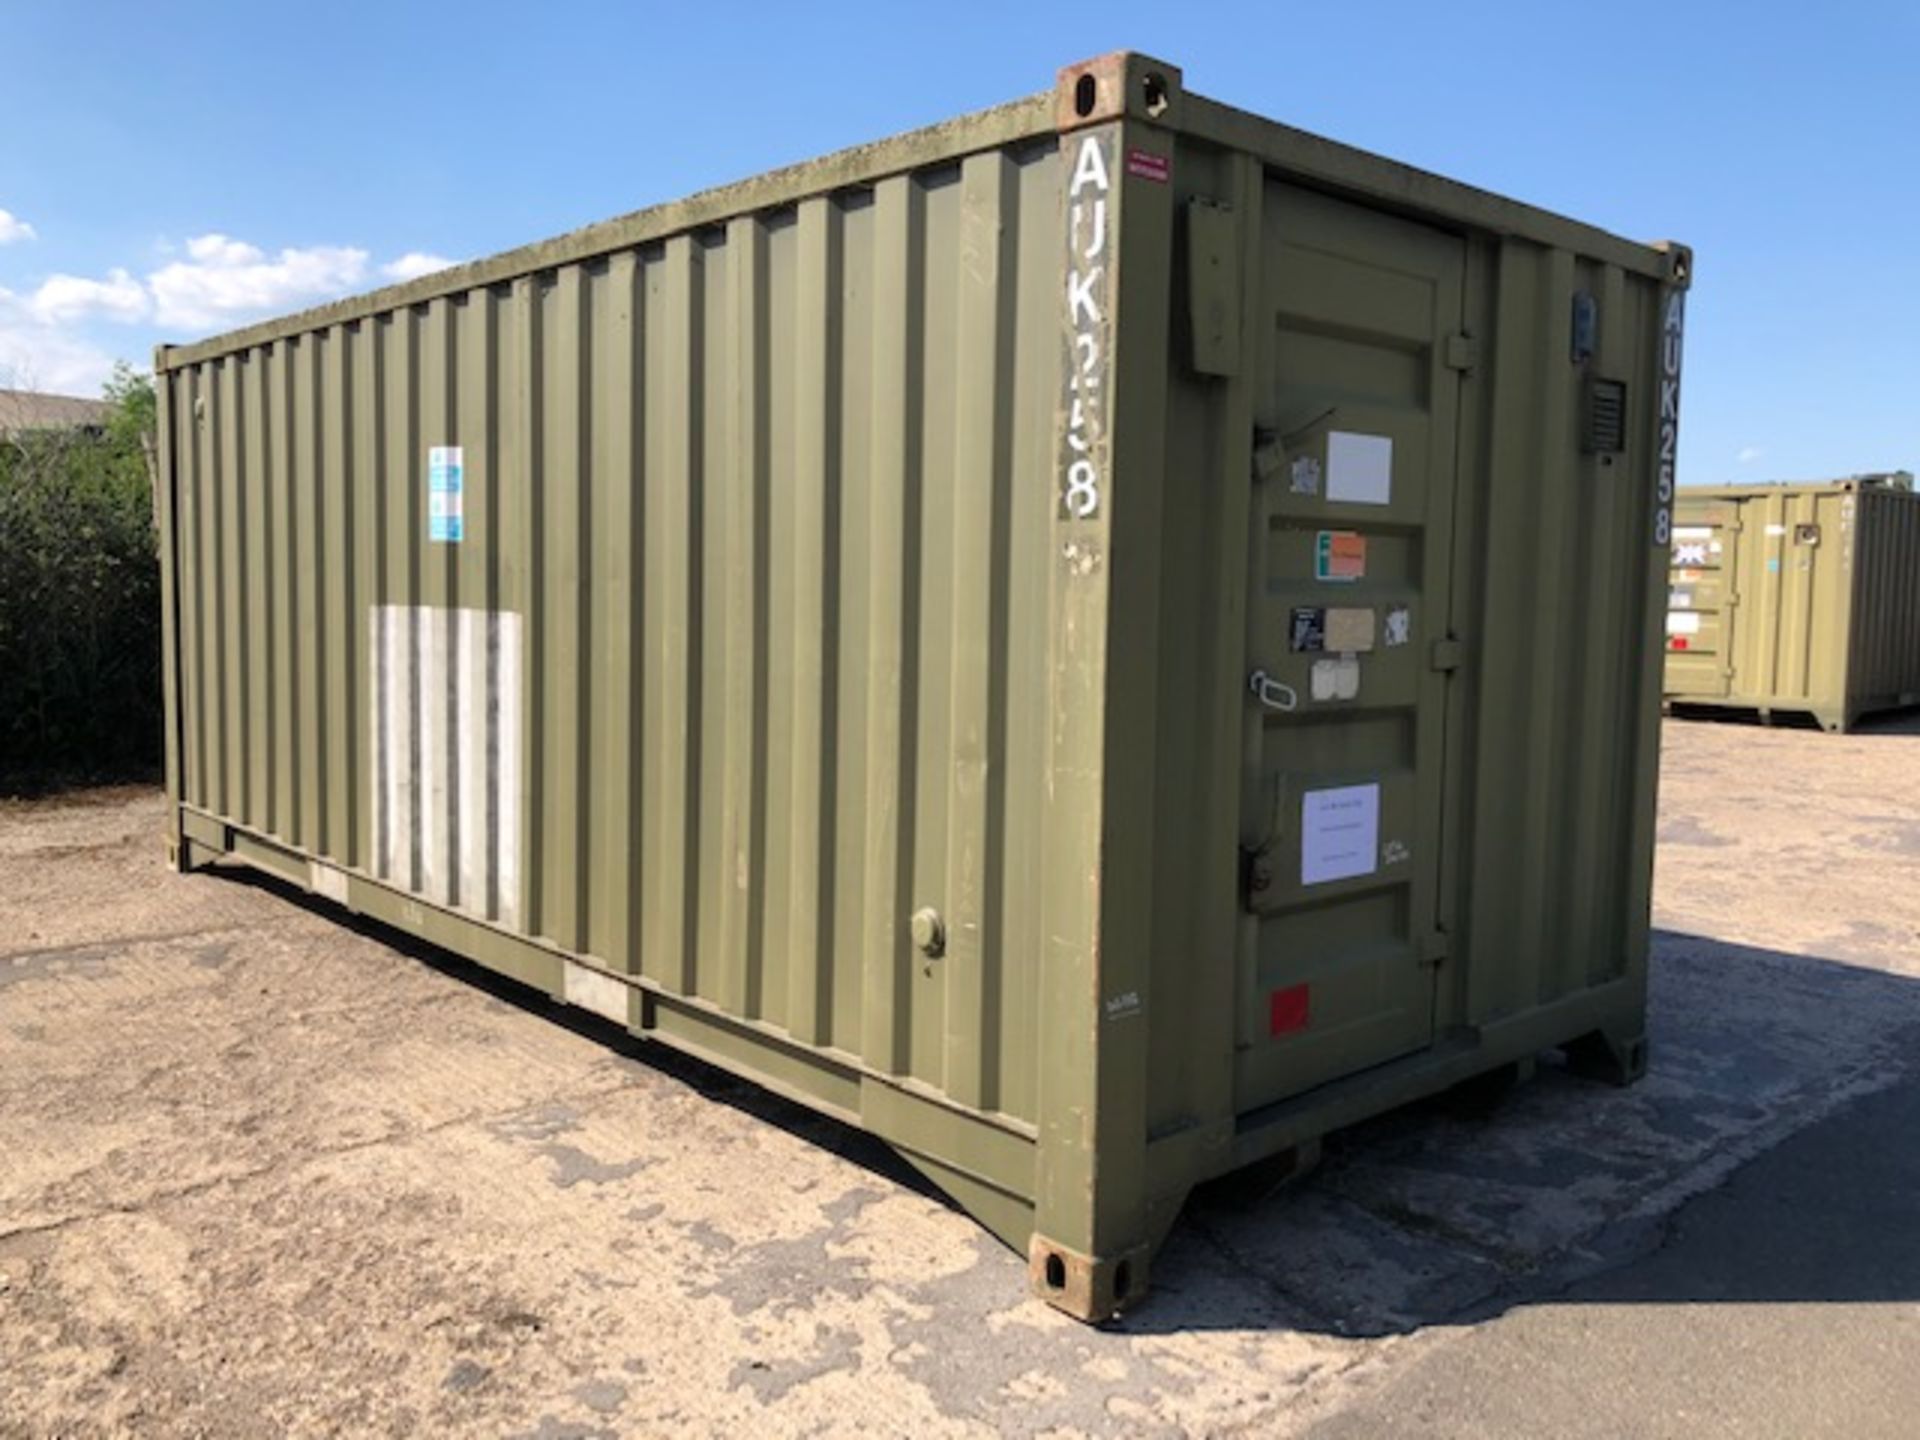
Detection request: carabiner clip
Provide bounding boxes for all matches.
[1248,669,1298,713]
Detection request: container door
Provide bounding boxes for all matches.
[1237,182,1464,1108]
[1666,502,1735,695]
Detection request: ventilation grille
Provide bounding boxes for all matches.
[1582,378,1628,455]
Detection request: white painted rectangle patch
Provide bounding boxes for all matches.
[1302,783,1380,886]
[309,861,350,907]
[371,605,522,928]
[1326,432,1393,505]
[1666,611,1702,636]
[564,961,633,1027]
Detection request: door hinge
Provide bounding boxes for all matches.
[1429,637,1464,672]
[1419,930,1449,967]
[1444,333,1479,373]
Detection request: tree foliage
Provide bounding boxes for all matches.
[0,363,162,790]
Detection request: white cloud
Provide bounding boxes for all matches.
[0,229,454,399]
[6,231,454,339]
[0,291,117,394]
[381,252,457,283]
[148,234,370,330]
[29,267,151,324]
[1736,445,1764,465]
[185,233,263,266]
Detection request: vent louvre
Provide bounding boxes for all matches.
[1583,377,1628,454]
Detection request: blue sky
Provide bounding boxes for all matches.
[1,1,1913,485]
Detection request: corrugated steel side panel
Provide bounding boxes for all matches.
[1848,485,1920,715]
[1452,245,1668,1018]
[165,140,1066,1128]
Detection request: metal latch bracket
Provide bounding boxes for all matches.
[1444,333,1478,372]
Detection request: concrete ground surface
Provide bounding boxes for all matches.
[2,714,1917,1438]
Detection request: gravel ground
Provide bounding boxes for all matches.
[2,715,1917,1437]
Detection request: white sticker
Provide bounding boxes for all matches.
[1670,588,1695,609]
[1290,454,1322,496]
[1672,526,1713,540]
[1384,606,1411,647]
[1666,611,1702,636]
[1302,783,1380,886]
[1673,542,1708,565]
[1310,655,1361,701]
[1765,523,1789,536]
[1326,432,1393,505]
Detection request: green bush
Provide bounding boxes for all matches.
[0,365,161,790]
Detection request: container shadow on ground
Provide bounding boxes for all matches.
[1136,929,1920,1339]
[215,867,1920,1341]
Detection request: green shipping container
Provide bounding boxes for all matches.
[156,52,1689,1319]
[1664,475,1920,732]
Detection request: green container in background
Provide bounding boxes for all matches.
[1664,474,1920,731]
[155,52,1689,1319]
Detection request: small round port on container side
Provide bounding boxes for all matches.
[910,907,946,958]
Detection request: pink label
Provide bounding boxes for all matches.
[1125,148,1169,183]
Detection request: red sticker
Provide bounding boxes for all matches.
[1269,984,1310,1036]
[1670,637,1690,650]
[1126,148,1169,184]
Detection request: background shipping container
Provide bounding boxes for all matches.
[156,52,1690,1318]
[1664,474,1920,731]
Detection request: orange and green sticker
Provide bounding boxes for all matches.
[1315,530,1366,582]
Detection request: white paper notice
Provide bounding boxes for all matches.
[1666,611,1702,636]
[1301,783,1380,886]
[1326,432,1393,505]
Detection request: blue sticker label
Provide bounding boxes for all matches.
[428,445,463,543]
